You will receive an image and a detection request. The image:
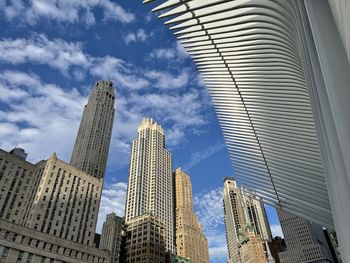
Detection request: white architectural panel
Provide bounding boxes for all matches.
[143,0,350,261]
[145,0,331,226]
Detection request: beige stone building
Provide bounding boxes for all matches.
[70,80,115,179]
[25,153,103,246]
[0,148,46,226]
[99,213,124,263]
[124,213,166,263]
[125,118,174,253]
[0,148,103,247]
[239,231,268,263]
[223,177,272,263]
[174,168,209,263]
[240,188,272,242]
[0,219,108,263]
[0,148,107,262]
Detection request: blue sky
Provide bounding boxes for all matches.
[0,1,282,262]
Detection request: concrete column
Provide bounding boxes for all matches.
[305,0,350,261]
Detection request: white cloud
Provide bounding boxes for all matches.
[144,69,190,89]
[194,188,228,262]
[270,224,284,238]
[124,29,150,44]
[0,34,209,165]
[90,56,150,90]
[185,142,226,170]
[0,34,90,75]
[0,71,86,162]
[149,42,188,61]
[96,182,127,233]
[0,0,135,25]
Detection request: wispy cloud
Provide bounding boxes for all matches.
[149,42,188,61]
[0,70,86,162]
[194,188,228,262]
[185,142,226,170]
[0,34,89,76]
[123,29,150,44]
[0,0,135,25]
[0,34,210,165]
[96,182,127,233]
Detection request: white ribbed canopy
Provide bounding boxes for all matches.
[144,0,334,229]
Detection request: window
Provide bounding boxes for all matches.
[1,247,9,257]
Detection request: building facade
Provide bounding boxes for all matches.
[239,231,269,263]
[240,188,272,242]
[99,213,124,263]
[24,153,103,247]
[70,80,115,179]
[223,177,271,263]
[0,148,46,225]
[277,210,335,263]
[0,149,103,247]
[124,213,166,263]
[125,118,174,252]
[143,1,350,260]
[173,168,209,263]
[0,219,108,263]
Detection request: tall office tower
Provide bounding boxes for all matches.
[124,213,166,263]
[144,1,350,260]
[99,213,124,263]
[277,209,335,263]
[125,118,174,252]
[223,177,271,263]
[0,148,108,262]
[174,168,209,263]
[240,188,272,241]
[223,177,247,263]
[70,80,115,179]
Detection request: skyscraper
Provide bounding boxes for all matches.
[70,80,115,179]
[125,118,174,252]
[174,168,209,263]
[277,210,335,263]
[223,177,271,263]
[99,213,124,263]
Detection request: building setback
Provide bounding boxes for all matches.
[277,210,335,263]
[99,213,124,263]
[125,118,174,253]
[174,168,209,263]
[70,80,115,179]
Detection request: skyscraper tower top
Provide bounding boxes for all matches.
[137,118,164,135]
[94,80,115,95]
[70,80,115,179]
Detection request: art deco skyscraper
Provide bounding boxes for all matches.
[70,80,115,179]
[125,118,174,252]
[223,177,272,263]
[174,168,209,263]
